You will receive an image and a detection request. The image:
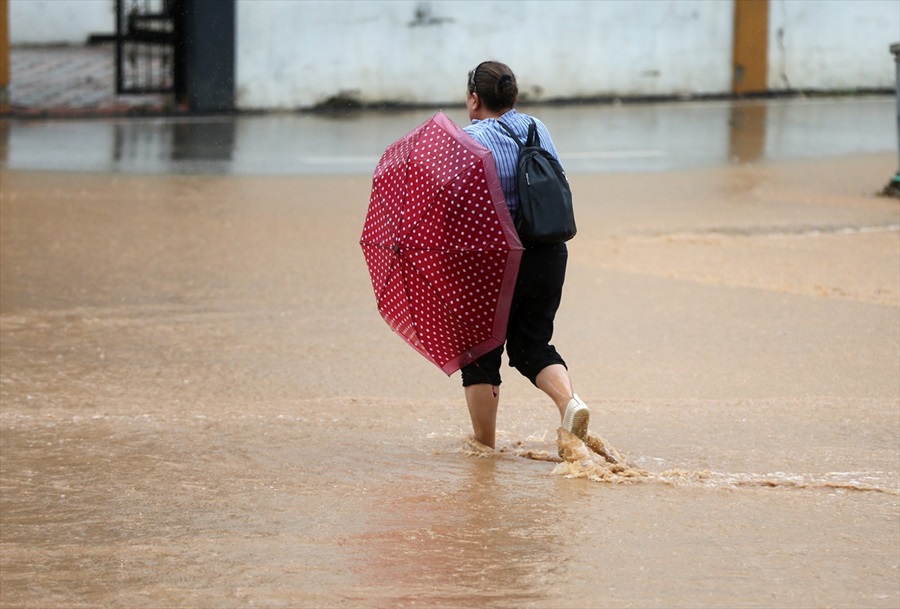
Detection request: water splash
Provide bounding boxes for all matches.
[464,429,899,495]
[553,428,651,483]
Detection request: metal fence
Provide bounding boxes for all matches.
[115,0,177,95]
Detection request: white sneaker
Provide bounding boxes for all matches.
[562,394,590,439]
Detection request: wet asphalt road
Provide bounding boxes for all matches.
[1,95,897,176]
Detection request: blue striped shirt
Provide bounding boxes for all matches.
[464,109,562,218]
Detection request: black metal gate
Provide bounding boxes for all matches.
[115,0,177,94]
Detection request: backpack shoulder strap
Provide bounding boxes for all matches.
[496,120,524,149]
[525,119,540,147]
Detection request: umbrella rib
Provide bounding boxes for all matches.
[375,252,401,306]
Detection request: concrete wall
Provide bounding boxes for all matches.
[235,0,736,110]
[9,0,113,45]
[236,0,899,111]
[768,0,900,91]
[6,0,898,105]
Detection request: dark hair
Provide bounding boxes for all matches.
[467,60,518,111]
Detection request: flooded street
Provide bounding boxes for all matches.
[1,98,899,607]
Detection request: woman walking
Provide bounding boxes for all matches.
[461,60,590,449]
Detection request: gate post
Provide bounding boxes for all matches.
[885,42,900,197]
[892,43,899,174]
[174,0,235,112]
[0,0,8,114]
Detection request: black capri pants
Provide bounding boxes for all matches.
[461,242,568,387]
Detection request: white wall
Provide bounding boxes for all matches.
[8,0,898,105]
[10,0,114,45]
[235,0,735,110]
[768,0,900,91]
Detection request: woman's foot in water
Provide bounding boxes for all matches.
[562,395,590,439]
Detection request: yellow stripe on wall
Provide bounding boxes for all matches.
[733,0,769,94]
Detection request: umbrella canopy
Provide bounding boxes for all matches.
[360,112,523,375]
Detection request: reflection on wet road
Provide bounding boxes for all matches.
[1,96,895,175]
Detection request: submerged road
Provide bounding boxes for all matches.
[1,94,898,608]
[1,95,896,176]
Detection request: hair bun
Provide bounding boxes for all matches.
[470,61,518,110]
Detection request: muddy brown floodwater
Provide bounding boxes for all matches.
[1,153,899,608]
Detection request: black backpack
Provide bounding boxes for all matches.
[498,119,576,244]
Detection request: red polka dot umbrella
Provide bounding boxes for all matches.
[360,111,524,375]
